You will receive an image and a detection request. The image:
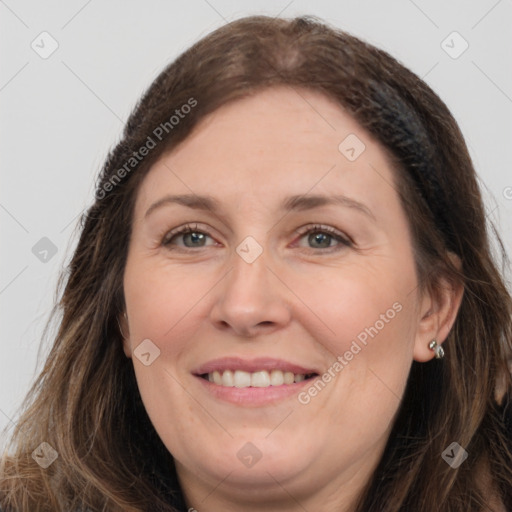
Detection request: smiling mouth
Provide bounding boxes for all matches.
[199,369,318,388]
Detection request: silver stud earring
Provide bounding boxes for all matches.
[429,339,444,359]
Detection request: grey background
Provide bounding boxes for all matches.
[1,0,511,442]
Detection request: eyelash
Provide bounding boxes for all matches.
[161,223,352,253]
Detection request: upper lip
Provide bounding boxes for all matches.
[192,357,319,375]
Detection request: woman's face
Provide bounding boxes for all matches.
[121,87,441,509]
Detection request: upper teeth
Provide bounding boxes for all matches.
[207,370,311,388]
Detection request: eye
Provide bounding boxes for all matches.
[161,223,352,252]
[294,224,352,251]
[162,224,217,249]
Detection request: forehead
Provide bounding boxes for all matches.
[167,86,365,165]
[134,86,399,216]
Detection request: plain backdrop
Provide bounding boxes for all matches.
[1,0,511,442]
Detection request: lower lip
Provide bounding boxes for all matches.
[194,375,317,406]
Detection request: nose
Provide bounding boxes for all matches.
[209,246,292,338]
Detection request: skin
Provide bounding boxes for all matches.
[120,86,464,512]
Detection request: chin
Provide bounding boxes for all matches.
[208,435,310,483]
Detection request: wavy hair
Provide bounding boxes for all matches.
[1,14,511,512]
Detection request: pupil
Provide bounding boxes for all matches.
[310,232,330,248]
[185,232,204,246]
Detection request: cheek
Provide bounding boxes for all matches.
[123,257,208,455]
[288,256,416,357]
[122,258,221,438]
[291,259,417,424]
[123,257,213,352]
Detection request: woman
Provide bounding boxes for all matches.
[1,14,511,512]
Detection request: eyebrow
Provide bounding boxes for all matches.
[144,193,375,221]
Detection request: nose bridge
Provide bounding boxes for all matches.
[225,237,273,306]
[209,236,291,336]
[231,239,268,294]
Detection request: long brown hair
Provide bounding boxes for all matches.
[1,15,511,512]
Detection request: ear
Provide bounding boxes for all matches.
[118,313,132,358]
[413,253,464,362]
